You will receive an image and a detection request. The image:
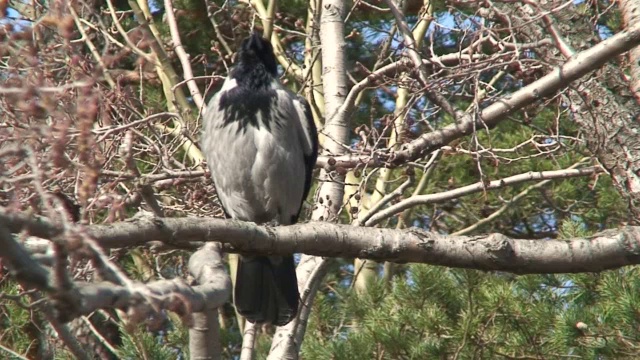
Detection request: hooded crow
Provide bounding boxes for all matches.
[201,32,318,326]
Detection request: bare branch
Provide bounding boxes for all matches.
[0,224,51,290]
[43,306,92,360]
[187,243,229,360]
[66,276,226,323]
[0,227,91,359]
[364,166,601,226]
[320,21,640,170]
[6,212,640,274]
[354,174,414,226]
[69,6,116,87]
[0,219,231,329]
[383,0,458,118]
[164,0,206,112]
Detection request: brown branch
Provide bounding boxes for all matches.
[204,0,233,56]
[44,240,230,333]
[0,226,91,359]
[382,0,458,118]
[72,275,227,320]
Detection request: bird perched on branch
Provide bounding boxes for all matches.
[201,32,318,326]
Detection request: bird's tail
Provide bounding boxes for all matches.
[234,255,299,326]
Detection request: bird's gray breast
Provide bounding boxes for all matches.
[202,83,306,225]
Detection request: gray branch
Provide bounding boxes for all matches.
[6,212,640,274]
[73,266,229,320]
[187,243,229,360]
[321,20,640,170]
[0,217,230,332]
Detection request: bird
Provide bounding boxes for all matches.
[201,32,318,326]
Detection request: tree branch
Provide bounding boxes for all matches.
[71,275,228,321]
[0,224,51,290]
[0,226,90,359]
[364,166,601,226]
[382,0,457,118]
[239,322,257,360]
[164,0,205,113]
[319,21,640,170]
[0,217,230,330]
[187,243,229,360]
[7,212,640,275]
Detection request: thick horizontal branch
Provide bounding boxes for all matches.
[6,210,640,274]
[70,244,230,321]
[72,271,229,321]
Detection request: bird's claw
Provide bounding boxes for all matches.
[266,219,281,227]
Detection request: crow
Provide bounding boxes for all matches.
[201,32,318,326]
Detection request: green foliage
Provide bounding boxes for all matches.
[400,104,626,236]
[0,283,33,356]
[303,261,640,359]
[118,324,185,360]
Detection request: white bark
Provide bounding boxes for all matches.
[268,0,350,358]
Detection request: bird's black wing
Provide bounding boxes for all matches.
[299,98,319,202]
[287,94,319,220]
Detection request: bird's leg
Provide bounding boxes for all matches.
[266,219,281,228]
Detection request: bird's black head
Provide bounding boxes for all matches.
[218,32,280,129]
[236,32,278,77]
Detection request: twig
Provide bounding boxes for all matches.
[81,316,122,358]
[0,81,94,94]
[382,0,458,118]
[318,21,640,170]
[365,165,601,226]
[164,0,206,113]
[451,160,589,235]
[0,343,29,360]
[43,307,92,360]
[104,0,153,62]
[205,0,233,55]
[355,174,413,226]
[69,6,116,87]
